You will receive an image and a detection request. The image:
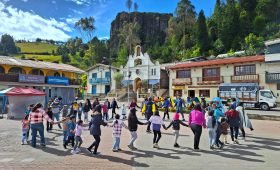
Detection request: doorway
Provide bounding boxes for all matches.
[188,90,195,98]
[105,85,111,94]
[134,78,142,92]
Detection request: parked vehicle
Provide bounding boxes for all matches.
[219,83,277,111]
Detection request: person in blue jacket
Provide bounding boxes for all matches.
[162,97,171,120]
[175,96,186,121]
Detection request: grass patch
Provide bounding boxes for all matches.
[16,42,58,53]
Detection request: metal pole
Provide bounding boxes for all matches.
[128,65,130,104]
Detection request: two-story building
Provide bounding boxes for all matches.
[86,64,119,96]
[168,55,266,101]
[0,56,84,104]
[264,38,280,101]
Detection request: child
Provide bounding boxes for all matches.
[110,114,128,152]
[78,102,83,120]
[206,110,217,149]
[46,107,53,132]
[127,108,147,150]
[61,105,68,118]
[220,117,229,144]
[21,115,29,145]
[71,120,84,154]
[102,102,109,121]
[149,111,166,148]
[120,104,127,120]
[166,113,188,148]
[64,116,76,149]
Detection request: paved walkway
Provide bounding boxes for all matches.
[0,112,280,170]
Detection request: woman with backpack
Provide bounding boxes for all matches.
[225,106,240,144]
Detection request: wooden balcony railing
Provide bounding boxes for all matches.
[231,74,259,83]
[0,73,19,82]
[266,72,280,83]
[172,78,192,85]
[197,76,223,85]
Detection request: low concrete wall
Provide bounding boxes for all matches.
[248,114,280,121]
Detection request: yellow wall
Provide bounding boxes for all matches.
[0,64,77,79]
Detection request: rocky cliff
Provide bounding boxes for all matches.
[109,12,172,56]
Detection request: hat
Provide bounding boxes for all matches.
[173,113,180,120]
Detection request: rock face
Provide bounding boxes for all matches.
[109,12,172,55]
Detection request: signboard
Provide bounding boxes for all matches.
[19,74,45,84]
[47,76,69,86]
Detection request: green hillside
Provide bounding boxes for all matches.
[16,42,58,53]
[15,42,61,63]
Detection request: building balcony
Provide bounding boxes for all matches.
[0,73,19,82]
[231,74,259,83]
[197,76,223,85]
[90,78,111,84]
[266,72,280,83]
[172,78,192,85]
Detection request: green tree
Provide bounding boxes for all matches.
[197,10,210,55]
[114,46,128,67]
[113,72,124,89]
[75,17,96,42]
[1,34,19,54]
[61,54,71,63]
[244,33,264,55]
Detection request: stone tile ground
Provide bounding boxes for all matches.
[0,112,279,170]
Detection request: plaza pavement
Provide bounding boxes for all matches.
[0,111,280,170]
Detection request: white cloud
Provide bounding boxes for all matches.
[70,8,82,15]
[65,18,79,24]
[0,2,71,41]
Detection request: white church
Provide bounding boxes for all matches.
[120,45,161,97]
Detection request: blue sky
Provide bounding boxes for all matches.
[0,0,216,41]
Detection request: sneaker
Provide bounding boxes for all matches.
[127,145,133,150]
[86,148,92,154]
[118,148,122,151]
[154,143,159,148]
[76,148,81,152]
[63,144,67,149]
[146,130,151,133]
[210,145,215,150]
[92,152,100,156]
[71,150,77,154]
[153,143,157,148]
[219,143,224,149]
[21,142,24,145]
[40,144,46,147]
[194,148,200,152]
[174,143,180,148]
[235,140,239,144]
[112,149,118,152]
[132,146,138,150]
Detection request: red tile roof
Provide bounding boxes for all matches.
[169,55,265,70]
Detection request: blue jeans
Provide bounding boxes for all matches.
[208,128,216,146]
[22,129,28,143]
[112,137,120,150]
[30,123,45,147]
[63,130,67,144]
[53,113,62,129]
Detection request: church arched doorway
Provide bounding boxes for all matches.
[134,78,142,92]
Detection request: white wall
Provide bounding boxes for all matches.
[87,65,118,95]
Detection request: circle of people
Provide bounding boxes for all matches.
[21,96,254,155]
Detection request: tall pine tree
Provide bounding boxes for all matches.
[197,10,210,55]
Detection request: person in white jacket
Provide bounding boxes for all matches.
[206,110,217,149]
[236,103,254,140]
